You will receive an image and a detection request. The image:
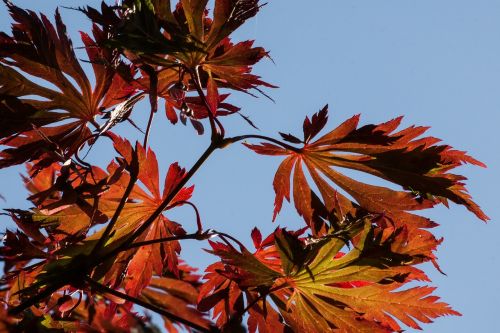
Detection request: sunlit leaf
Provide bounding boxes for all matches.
[0,4,135,172]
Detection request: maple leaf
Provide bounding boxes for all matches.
[142,276,214,332]
[41,136,194,297]
[72,300,154,332]
[246,296,287,333]
[0,3,135,172]
[103,0,270,89]
[0,230,48,272]
[19,160,116,239]
[77,0,202,63]
[80,0,274,133]
[198,261,247,329]
[6,136,195,307]
[245,105,489,237]
[202,220,459,332]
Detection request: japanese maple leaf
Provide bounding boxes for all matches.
[141,276,214,332]
[101,0,272,92]
[173,0,274,94]
[73,136,194,296]
[80,0,274,127]
[245,105,489,237]
[73,301,152,332]
[0,3,135,172]
[13,135,194,299]
[202,221,459,332]
[0,230,47,273]
[21,161,117,239]
[198,261,247,328]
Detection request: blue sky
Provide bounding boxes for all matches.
[1,1,499,332]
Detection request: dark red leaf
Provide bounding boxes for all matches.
[251,227,262,249]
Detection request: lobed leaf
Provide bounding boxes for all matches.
[0,3,135,172]
[245,106,488,240]
[80,0,274,135]
[203,220,459,332]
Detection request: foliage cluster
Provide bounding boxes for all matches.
[0,0,487,332]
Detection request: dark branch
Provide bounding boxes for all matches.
[97,143,218,262]
[90,149,139,257]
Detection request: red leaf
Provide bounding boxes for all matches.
[207,76,219,116]
[0,4,135,172]
[292,160,314,227]
[248,106,489,236]
[251,227,262,249]
[244,142,289,156]
[272,155,296,220]
[206,0,261,48]
[166,102,179,124]
[303,104,328,143]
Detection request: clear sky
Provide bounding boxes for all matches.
[1,1,499,332]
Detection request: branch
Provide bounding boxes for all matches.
[89,149,140,257]
[85,277,218,333]
[8,283,64,315]
[124,232,214,251]
[97,143,218,263]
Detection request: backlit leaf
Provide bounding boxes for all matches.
[246,106,488,241]
[204,220,459,332]
[0,4,135,172]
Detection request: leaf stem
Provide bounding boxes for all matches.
[223,134,301,153]
[166,200,203,232]
[142,64,158,147]
[189,67,223,142]
[143,107,155,147]
[84,277,218,333]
